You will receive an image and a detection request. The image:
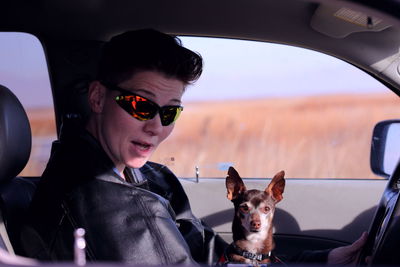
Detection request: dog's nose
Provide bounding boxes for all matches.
[251,220,261,230]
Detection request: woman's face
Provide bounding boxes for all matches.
[88,71,185,172]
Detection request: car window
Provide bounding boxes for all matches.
[150,37,400,179]
[0,32,56,177]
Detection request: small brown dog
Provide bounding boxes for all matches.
[222,167,285,265]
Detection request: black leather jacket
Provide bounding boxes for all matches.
[23,129,219,264]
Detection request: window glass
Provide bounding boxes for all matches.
[0,32,56,176]
[150,37,400,179]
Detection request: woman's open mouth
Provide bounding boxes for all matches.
[132,141,152,151]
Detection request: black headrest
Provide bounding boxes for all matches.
[0,85,31,184]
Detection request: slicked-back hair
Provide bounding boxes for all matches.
[96,29,203,86]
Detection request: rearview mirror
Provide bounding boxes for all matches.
[371,120,400,178]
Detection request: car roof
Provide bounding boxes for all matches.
[1,0,400,129]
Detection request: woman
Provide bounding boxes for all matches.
[24,29,216,264]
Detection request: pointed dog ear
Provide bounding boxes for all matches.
[226,167,246,201]
[265,170,285,203]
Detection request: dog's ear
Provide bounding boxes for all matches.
[226,167,247,201]
[265,170,285,203]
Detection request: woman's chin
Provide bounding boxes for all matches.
[125,158,149,169]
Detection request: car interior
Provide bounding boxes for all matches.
[1,0,400,266]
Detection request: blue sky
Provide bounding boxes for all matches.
[180,36,388,102]
[0,33,52,108]
[0,33,389,108]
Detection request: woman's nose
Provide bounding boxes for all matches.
[143,113,163,136]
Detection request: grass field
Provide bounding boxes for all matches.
[151,92,400,179]
[22,92,400,179]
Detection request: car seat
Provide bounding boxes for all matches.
[0,84,39,259]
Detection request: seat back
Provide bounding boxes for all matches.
[0,84,33,255]
[0,84,31,184]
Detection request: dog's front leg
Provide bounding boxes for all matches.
[229,253,251,264]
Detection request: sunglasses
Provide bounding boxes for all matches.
[103,83,183,126]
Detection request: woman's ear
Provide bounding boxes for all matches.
[88,81,107,113]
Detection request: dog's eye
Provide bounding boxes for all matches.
[239,205,249,213]
[263,206,271,213]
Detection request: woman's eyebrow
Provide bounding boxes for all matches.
[133,88,156,97]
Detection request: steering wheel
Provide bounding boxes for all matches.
[359,164,400,266]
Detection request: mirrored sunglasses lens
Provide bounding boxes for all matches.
[134,98,158,119]
[161,107,183,126]
[117,95,158,121]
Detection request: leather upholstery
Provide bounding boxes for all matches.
[1,177,39,255]
[0,85,31,184]
[0,84,34,255]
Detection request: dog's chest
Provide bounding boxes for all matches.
[237,238,265,253]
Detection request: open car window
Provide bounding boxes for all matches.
[0,32,56,176]
[2,33,399,179]
[150,37,400,179]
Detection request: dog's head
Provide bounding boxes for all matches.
[226,167,285,234]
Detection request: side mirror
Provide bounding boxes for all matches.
[370,120,400,178]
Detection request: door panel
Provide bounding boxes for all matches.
[181,178,386,254]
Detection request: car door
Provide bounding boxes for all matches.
[149,36,395,259]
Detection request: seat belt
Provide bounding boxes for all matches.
[0,210,14,255]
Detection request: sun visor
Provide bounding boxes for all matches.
[310,5,392,38]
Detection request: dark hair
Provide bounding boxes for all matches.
[96,29,203,85]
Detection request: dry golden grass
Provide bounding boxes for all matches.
[21,93,400,179]
[151,93,400,179]
[27,108,57,136]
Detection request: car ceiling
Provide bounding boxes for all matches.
[1,0,400,128]
[1,0,399,73]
